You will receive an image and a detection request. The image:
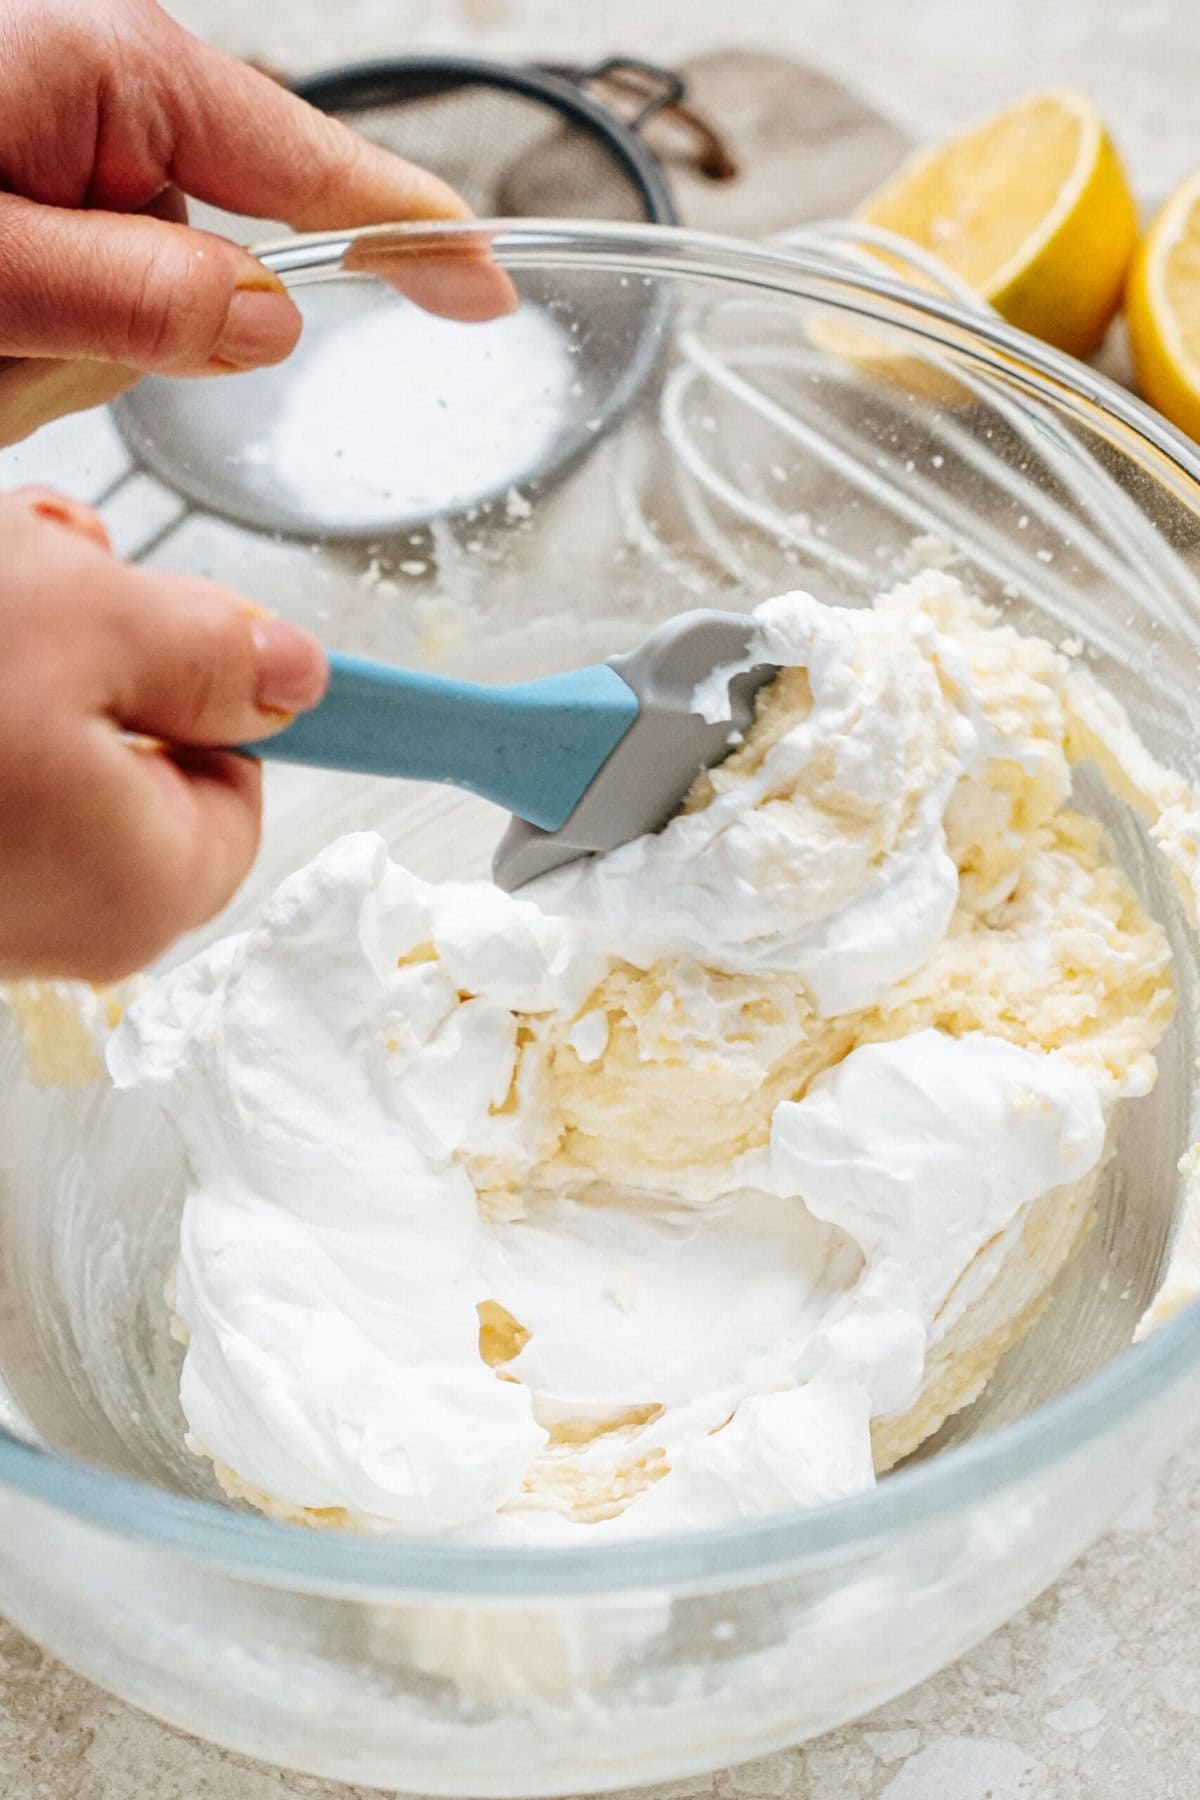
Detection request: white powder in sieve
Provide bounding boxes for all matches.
[236,298,580,531]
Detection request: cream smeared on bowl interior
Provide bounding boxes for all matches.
[108,572,1177,1540]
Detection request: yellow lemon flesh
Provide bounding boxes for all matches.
[1127,170,1200,442]
[860,89,1137,358]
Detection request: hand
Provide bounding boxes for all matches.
[0,487,329,981]
[0,0,477,442]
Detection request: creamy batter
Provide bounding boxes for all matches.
[108,571,1176,1540]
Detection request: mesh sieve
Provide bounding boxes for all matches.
[290,55,682,225]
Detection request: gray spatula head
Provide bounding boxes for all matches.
[493,610,780,891]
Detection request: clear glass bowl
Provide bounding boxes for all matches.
[1,220,1200,1794]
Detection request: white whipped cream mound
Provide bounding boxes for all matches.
[531,591,981,1014]
[108,573,1174,1539]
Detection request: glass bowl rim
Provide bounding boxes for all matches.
[5,216,1200,1598]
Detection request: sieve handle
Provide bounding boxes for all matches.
[238,650,639,832]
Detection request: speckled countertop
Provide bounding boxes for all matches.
[6,2,1200,1796]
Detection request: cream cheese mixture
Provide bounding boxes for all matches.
[108,571,1179,1540]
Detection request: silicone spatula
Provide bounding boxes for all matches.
[244,609,779,891]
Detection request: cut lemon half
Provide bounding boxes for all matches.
[859,89,1137,358]
[1127,170,1200,441]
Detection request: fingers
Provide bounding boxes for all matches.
[0,485,331,979]
[95,735,265,971]
[0,174,184,444]
[342,232,520,323]
[138,185,189,226]
[14,486,112,551]
[0,355,142,448]
[166,37,470,231]
[156,744,265,938]
[162,41,520,324]
[6,727,267,982]
[162,45,521,321]
[0,193,301,374]
[1,489,328,741]
[101,571,329,745]
[0,1,466,229]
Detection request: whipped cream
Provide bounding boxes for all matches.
[530,591,981,1013]
[108,574,1175,1539]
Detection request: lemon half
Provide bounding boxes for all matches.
[1127,169,1200,441]
[860,89,1137,358]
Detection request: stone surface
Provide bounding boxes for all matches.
[5,1,1200,1795]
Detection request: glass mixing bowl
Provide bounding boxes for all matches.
[1,221,1199,1794]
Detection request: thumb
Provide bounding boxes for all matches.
[0,193,302,375]
[0,356,141,449]
[99,569,329,746]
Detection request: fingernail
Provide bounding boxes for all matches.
[212,288,301,371]
[251,617,328,713]
[27,491,112,550]
[236,265,288,294]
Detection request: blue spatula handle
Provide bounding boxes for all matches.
[242,650,640,832]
